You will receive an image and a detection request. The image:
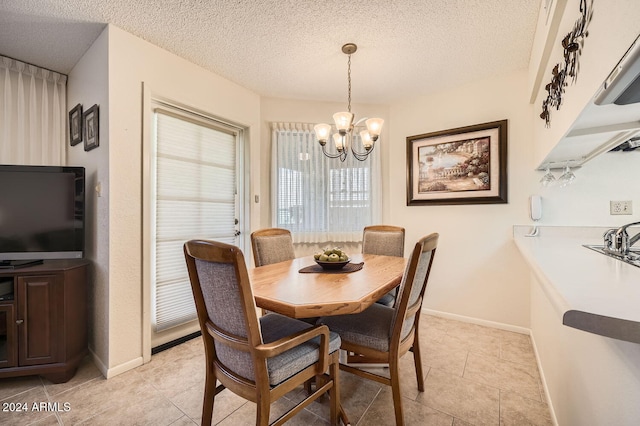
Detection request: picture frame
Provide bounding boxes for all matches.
[406,119,508,206]
[68,103,83,146]
[83,104,99,152]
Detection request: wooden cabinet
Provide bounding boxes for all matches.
[0,260,88,383]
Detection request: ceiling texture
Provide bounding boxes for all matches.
[0,0,541,105]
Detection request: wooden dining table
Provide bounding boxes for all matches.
[249,253,407,319]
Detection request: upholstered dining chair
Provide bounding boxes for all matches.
[250,228,296,267]
[362,225,406,307]
[319,233,439,426]
[250,227,318,322]
[184,239,341,426]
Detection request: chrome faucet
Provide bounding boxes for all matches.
[604,221,640,257]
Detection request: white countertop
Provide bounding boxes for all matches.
[513,225,640,343]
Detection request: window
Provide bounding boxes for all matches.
[271,122,381,243]
[151,107,243,342]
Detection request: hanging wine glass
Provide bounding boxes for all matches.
[539,165,556,187]
[558,164,576,187]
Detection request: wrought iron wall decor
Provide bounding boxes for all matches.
[540,0,593,127]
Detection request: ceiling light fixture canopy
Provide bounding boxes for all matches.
[314,43,384,162]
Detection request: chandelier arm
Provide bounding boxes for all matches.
[350,142,376,158]
[352,150,371,161]
[354,117,368,126]
[321,144,344,159]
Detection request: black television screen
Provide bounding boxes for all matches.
[0,165,85,267]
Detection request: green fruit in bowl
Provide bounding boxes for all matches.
[339,254,348,262]
[313,252,322,260]
[319,254,329,261]
[328,253,340,262]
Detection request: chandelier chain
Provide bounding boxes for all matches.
[347,54,352,113]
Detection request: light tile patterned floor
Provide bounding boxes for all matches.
[0,314,553,425]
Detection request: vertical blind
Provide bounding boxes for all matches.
[271,122,381,243]
[153,110,237,332]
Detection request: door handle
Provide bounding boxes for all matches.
[16,319,24,325]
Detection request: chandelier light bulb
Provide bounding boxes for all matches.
[333,112,353,135]
[365,118,384,141]
[314,123,332,145]
[360,130,373,150]
[332,133,344,152]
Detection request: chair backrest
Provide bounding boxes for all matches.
[362,225,405,257]
[184,239,265,384]
[390,233,438,348]
[250,227,296,267]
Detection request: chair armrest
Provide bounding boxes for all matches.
[255,324,330,372]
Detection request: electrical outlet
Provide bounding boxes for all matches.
[610,200,633,215]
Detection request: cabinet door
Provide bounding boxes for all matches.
[17,275,61,366]
[0,303,18,368]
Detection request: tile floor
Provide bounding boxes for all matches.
[0,314,553,425]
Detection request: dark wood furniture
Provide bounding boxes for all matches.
[0,260,89,383]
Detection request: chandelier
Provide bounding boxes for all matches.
[313,43,384,162]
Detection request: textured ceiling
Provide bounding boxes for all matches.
[0,0,541,104]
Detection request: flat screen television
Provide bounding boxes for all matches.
[0,165,85,268]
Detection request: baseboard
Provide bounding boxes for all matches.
[529,333,560,426]
[421,308,531,335]
[105,356,144,379]
[88,347,108,379]
[89,348,144,379]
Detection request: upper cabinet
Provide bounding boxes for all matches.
[529,0,640,170]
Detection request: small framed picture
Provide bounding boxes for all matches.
[69,104,83,146]
[83,104,99,152]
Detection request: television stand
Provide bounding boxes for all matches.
[0,259,44,269]
[0,259,88,382]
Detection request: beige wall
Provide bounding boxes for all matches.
[388,71,536,328]
[69,24,261,377]
[67,29,110,371]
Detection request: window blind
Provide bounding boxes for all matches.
[271,122,382,243]
[153,110,237,332]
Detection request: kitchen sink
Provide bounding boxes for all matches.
[583,244,640,268]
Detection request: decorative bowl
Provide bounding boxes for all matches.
[315,258,351,270]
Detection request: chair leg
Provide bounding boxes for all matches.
[412,337,425,392]
[329,354,340,426]
[256,396,271,426]
[201,365,216,426]
[389,357,405,426]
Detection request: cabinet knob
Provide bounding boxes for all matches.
[16,319,24,325]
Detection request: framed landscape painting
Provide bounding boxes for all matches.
[406,120,508,205]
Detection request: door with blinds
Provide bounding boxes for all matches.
[150,107,244,348]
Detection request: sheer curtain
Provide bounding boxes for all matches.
[0,55,67,166]
[271,122,382,244]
